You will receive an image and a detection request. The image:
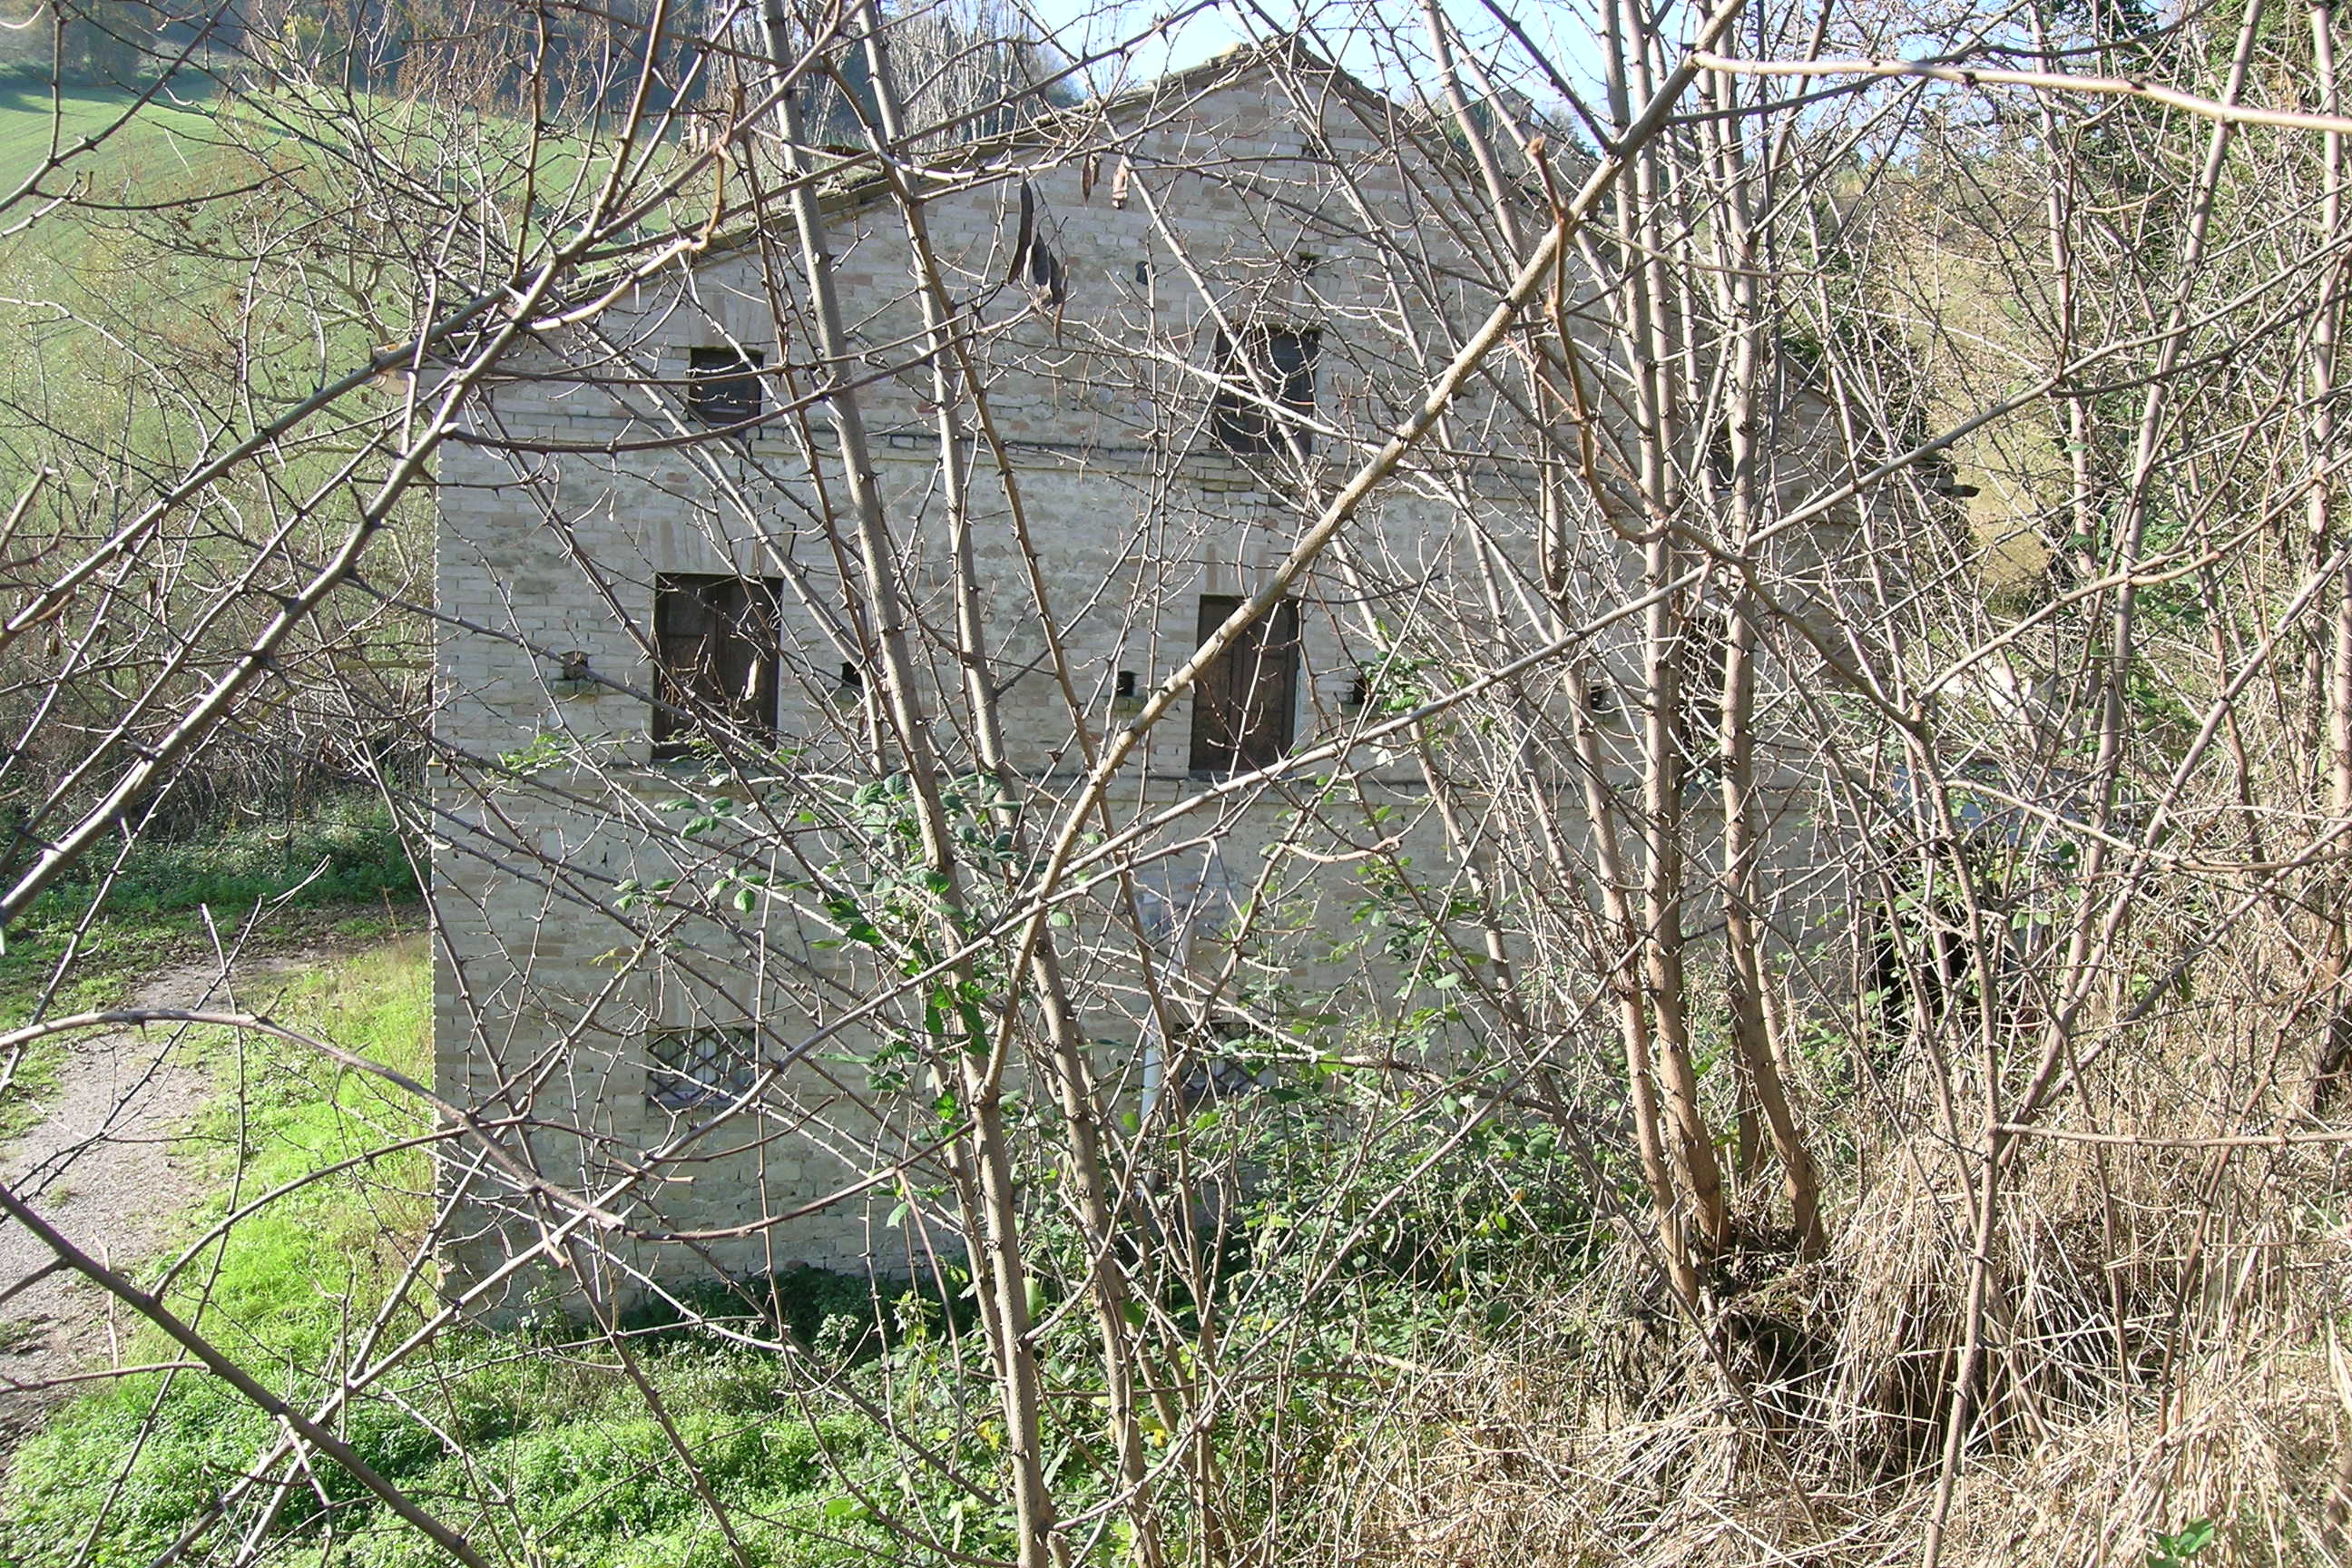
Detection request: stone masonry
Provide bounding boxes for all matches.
[428,45,1862,1309]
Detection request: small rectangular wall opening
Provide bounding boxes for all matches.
[652,573,783,758]
[687,345,765,428]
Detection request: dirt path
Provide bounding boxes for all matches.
[0,949,331,1453]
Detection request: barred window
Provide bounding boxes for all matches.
[647,1025,757,1111]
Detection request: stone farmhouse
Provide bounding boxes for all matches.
[428,42,1862,1308]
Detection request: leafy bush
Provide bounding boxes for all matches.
[24,793,419,920]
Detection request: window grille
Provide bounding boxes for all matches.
[647,1024,758,1110]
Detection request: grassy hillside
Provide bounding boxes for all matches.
[0,63,444,869]
[0,71,224,195]
[0,68,289,500]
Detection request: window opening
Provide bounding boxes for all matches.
[1210,326,1318,456]
[652,574,783,758]
[647,1025,758,1110]
[687,345,765,428]
[1189,593,1299,777]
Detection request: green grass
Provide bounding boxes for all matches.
[0,68,226,194]
[0,795,422,1028]
[0,938,926,1568]
[24,796,421,920]
[168,939,437,1359]
[0,794,421,1134]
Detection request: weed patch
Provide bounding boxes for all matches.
[0,940,918,1568]
[0,796,420,1134]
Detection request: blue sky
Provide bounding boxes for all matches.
[1015,0,1610,112]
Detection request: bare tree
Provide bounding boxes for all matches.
[5,0,2352,1563]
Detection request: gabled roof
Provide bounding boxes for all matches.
[589,37,1449,277]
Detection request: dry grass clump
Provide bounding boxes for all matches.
[1938,1336,2349,1568]
[1311,1033,2352,1567]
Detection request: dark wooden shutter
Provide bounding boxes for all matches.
[1190,593,1241,772]
[715,578,779,730]
[1269,328,1318,457]
[652,578,712,755]
[1209,332,1267,453]
[1190,594,1299,776]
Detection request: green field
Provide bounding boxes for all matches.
[0,71,228,205]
